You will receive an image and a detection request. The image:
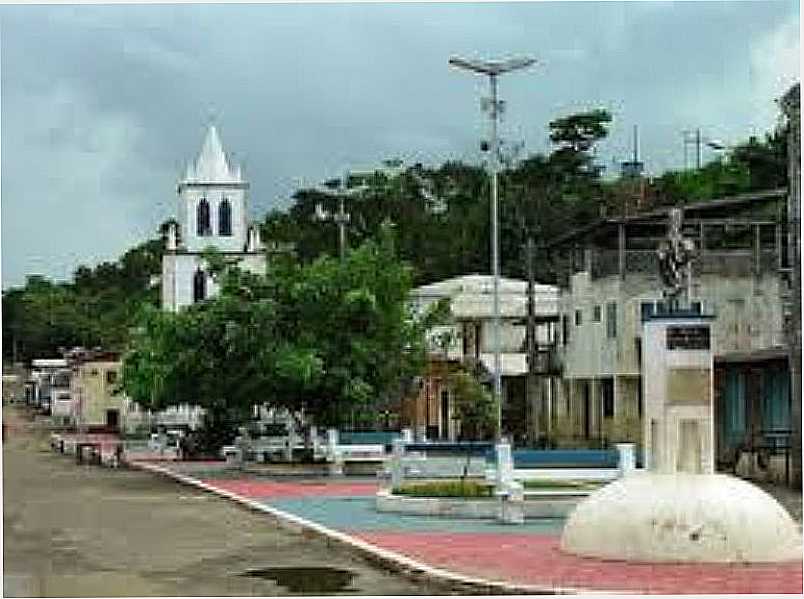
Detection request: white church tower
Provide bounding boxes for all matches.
[161,124,266,312]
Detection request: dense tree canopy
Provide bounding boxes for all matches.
[2,237,163,362]
[121,227,436,437]
[4,104,790,365]
[650,127,788,206]
[263,109,615,286]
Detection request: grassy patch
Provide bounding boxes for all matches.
[393,480,493,498]
[392,479,604,497]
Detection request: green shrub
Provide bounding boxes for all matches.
[393,480,493,498]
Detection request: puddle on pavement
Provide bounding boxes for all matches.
[238,566,358,593]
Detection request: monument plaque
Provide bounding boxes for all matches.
[666,325,711,350]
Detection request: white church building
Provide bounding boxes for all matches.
[161,124,266,311]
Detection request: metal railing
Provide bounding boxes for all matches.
[581,249,780,280]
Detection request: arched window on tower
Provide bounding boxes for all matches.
[193,269,206,303]
[197,198,211,236]
[218,198,232,236]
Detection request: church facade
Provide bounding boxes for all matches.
[161,125,266,312]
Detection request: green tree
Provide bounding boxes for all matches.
[3,233,165,363]
[450,370,497,440]
[650,125,787,206]
[121,227,429,451]
[499,109,613,281]
[253,110,613,288]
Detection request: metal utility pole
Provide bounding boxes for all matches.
[682,129,702,170]
[525,236,537,444]
[315,172,354,262]
[336,192,349,262]
[449,55,537,440]
[682,129,726,170]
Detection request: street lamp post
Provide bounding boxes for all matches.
[449,56,536,440]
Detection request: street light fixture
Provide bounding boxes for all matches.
[449,55,537,441]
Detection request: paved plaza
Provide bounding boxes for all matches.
[2,410,431,597]
[149,460,804,595]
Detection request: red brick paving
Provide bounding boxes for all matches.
[200,478,378,498]
[355,531,804,594]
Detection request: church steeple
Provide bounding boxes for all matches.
[182,125,243,184]
[175,124,249,253]
[162,123,266,313]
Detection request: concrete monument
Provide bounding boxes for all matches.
[561,209,802,563]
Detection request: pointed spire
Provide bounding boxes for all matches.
[183,124,243,183]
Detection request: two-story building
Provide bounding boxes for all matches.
[546,190,793,465]
[66,349,147,434]
[404,274,559,442]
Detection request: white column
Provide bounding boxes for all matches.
[327,428,343,475]
[284,419,295,462]
[391,437,405,489]
[616,442,636,476]
[310,425,320,459]
[495,441,524,524]
[495,442,514,489]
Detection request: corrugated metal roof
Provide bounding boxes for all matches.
[411,274,559,320]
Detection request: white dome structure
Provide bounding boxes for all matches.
[560,471,802,563]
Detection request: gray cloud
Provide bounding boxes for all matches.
[1,1,799,288]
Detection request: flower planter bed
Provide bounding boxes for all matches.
[377,478,597,520]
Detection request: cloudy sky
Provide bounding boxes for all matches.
[1,1,799,288]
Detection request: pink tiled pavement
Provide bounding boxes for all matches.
[200,478,378,498]
[354,531,803,595]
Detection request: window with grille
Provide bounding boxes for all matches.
[218,198,232,236]
[197,198,211,236]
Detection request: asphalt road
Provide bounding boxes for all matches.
[2,408,432,597]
